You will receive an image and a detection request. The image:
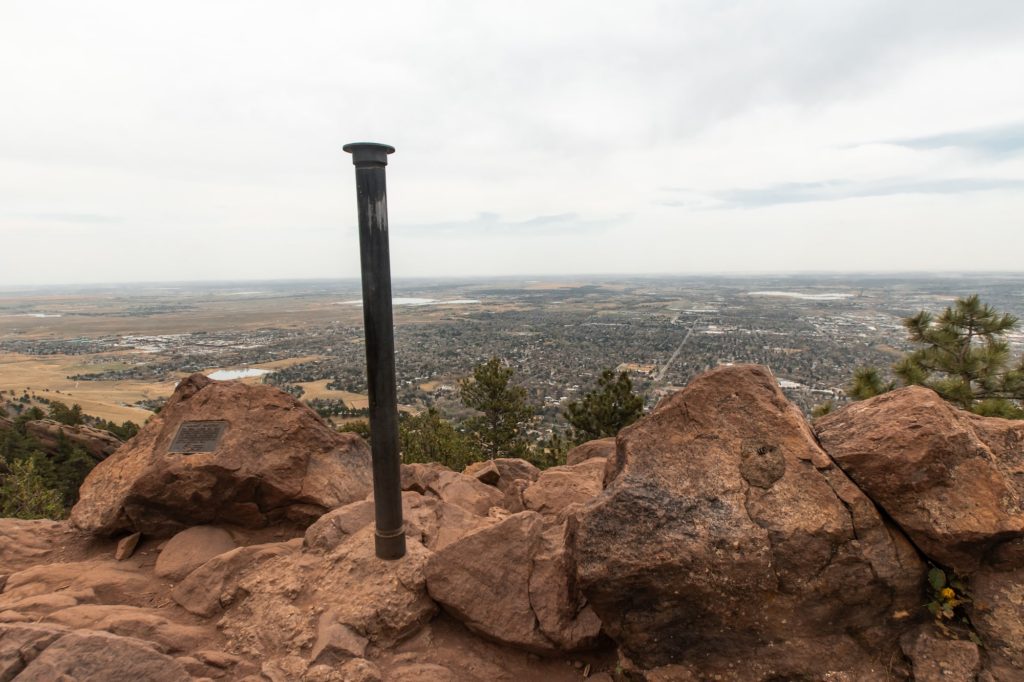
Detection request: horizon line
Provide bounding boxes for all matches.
[3,270,1024,291]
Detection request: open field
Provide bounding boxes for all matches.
[0,350,342,425]
[297,379,369,409]
[0,351,172,423]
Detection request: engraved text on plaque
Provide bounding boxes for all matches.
[169,420,228,454]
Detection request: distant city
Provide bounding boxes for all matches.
[2,274,1022,438]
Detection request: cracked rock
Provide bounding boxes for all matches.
[574,364,924,673]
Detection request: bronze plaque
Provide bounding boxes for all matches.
[169,420,228,454]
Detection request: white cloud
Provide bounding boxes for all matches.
[1,0,1023,284]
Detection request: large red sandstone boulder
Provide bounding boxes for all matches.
[574,364,924,673]
[70,374,373,535]
[423,511,602,653]
[815,386,1024,572]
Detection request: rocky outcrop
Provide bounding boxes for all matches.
[574,364,924,671]
[424,511,602,653]
[400,463,505,516]
[0,559,157,622]
[522,457,605,517]
[217,526,437,658]
[303,491,491,554]
[463,458,540,492]
[14,629,192,681]
[815,386,1024,573]
[565,437,615,466]
[70,373,373,535]
[171,539,301,618]
[0,623,67,680]
[42,604,210,653]
[9,363,1024,680]
[23,419,123,461]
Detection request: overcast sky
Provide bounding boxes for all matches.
[2,1,1023,285]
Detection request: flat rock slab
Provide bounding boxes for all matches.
[0,519,77,574]
[15,629,191,681]
[0,623,68,680]
[900,624,980,682]
[114,532,142,561]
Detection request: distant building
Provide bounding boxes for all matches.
[616,362,657,376]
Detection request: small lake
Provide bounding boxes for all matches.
[208,368,271,380]
[747,291,854,301]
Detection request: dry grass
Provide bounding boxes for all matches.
[0,351,171,423]
[298,379,369,409]
[0,353,332,424]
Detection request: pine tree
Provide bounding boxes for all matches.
[47,401,84,426]
[850,295,1024,417]
[400,408,479,471]
[532,430,571,469]
[459,357,534,459]
[848,367,895,401]
[564,369,644,443]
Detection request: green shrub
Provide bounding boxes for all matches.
[0,458,65,519]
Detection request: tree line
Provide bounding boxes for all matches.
[0,400,140,519]
[343,358,645,471]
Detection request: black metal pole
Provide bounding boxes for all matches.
[343,142,406,560]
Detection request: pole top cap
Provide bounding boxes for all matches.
[343,142,395,166]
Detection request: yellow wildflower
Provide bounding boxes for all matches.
[940,587,956,601]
